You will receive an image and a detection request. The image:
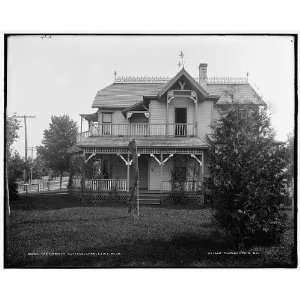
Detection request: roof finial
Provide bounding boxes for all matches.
[178,50,184,68]
[114,70,117,81]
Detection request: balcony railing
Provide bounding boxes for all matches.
[77,123,196,141]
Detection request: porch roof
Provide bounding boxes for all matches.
[77,136,207,148]
[80,112,98,122]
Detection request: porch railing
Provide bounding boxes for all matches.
[84,179,127,192]
[161,180,202,192]
[77,122,195,141]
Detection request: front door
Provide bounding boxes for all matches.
[175,107,187,136]
[138,155,148,190]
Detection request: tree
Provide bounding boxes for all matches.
[28,154,51,179]
[286,134,294,183]
[37,115,78,187]
[6,116,22,213]
[206,106,288,248]
[285,134,294,206]
[7,152,25,199]
[6,116,21,158]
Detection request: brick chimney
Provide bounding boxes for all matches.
[199,63,208,83]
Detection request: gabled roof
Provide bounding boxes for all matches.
[207,83,264,105]
[92,69,265,108]
[158,68,209,98]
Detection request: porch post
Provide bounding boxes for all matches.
[160,153,163,196]
[127,153,130,192]
[81,155,86,193]
[202,151,205,183]
[194,99,198,136]
[80,115,83,134]
[166,101,169,136]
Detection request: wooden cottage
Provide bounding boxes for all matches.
[72,64,265,203]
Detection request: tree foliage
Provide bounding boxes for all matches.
[28,154,51,179]
[6,116,22,200]
[206,106,288,247]
[286,134,294,183]
[6,116,21,158]
[37,115,78,177]
[7,152,25,199]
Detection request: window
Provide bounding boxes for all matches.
[175,107,187,136]
[102,112,112,135]
[102,112,112,123]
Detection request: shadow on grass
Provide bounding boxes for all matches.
[11,194,129,211]
[13,216,129,226]
[11,193,206,211]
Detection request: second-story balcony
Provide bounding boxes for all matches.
[77,122,196,142]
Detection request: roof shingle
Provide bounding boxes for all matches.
[92,70,265,108]
[92,82,165,108]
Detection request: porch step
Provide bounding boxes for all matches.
[138,192,161,205]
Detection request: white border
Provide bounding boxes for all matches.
[1,0,299,300]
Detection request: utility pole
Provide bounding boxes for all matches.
[27,146,35,159]
[27,146,36,183]
[15,115,36,183]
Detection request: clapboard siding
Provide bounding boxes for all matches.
[197,101,213,139]
[97,98,214,140]
[149,100,166,124]
[150,98,195,125]
[168,97,195,124]
[98,109,128,124]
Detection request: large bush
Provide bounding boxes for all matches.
[206,106,288,247]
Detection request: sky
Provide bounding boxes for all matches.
[7,35,295,158]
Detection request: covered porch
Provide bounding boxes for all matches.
[71,144,206,194]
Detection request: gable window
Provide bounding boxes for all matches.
[102,112,112,135]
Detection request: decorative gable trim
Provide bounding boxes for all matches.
[158,68,209,98]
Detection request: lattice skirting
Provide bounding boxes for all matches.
[160,192,206,206]
[73,191,129,203]
[69,189,208,206]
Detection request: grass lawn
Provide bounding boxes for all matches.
[5,194,296,267]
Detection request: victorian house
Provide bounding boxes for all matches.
[72,64,265,203]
